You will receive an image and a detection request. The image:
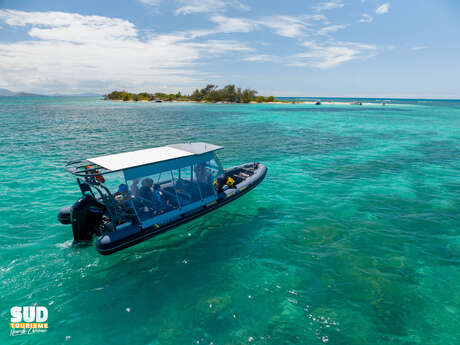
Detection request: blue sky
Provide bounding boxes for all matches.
[0,0,459,98]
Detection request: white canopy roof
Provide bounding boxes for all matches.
[87,142,222,172]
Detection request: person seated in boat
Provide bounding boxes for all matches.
[114,184,136,219]
[139,178,155,201]
[195,163,211,184]
[195,163,213,195]
[114,184,130,204]
[132,178,152,216]
[130,178,140,196]
[152,183,166,210]
[175,178,193,203]
[138,178,167,211]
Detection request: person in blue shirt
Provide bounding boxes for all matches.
[139,178,154,201]
[115,183,136,213]
[152,184,166,210]
[138,178,166,212]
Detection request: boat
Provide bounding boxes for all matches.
[351,101,363,105]
[315,100,321,105]
[57,143,267,255]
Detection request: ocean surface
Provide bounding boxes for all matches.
[1,97,459,344]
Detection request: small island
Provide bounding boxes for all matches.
[104,84,276,103]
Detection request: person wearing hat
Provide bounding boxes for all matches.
[138,178,167,211]
[139,178,154,202]
[115,183,130,204]
[114,183,136,216]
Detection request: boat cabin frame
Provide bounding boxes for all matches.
[65,143,225,232]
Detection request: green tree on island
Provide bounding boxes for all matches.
[105,84,275,103]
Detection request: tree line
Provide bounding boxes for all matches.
[105,84,275,103]
[104,91,183,102]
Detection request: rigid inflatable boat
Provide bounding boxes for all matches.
[58,143,267,255]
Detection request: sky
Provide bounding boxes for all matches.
[0,0,459,98]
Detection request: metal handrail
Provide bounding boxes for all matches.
[64,160,111,178]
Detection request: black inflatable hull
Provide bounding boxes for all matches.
[96,163,267,255]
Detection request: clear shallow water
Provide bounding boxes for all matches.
[1,97,460,344]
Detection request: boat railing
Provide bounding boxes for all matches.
[75,175,133,229]
[64,160,111,179]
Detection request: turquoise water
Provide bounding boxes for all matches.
[1,97,460,344]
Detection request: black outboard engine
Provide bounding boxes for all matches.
[57,206,72,224]
[69,195,105,241]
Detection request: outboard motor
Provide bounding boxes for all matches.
[69,195,105,241]
[57,206,72,224]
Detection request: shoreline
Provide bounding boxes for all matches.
[106,99,388,106]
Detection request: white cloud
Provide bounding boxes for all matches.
[376,3,390,15]
[138,0,162,5]
[0,8,385,93]
[290,41,377,68]
[314,0,344,12]
[0,10,250,94]
[174,0,249,15]
[258,16,310,38]
[210,14,327,38]
[0,10,138,44]
[210,15,255,32]
[243,54,279,62]
[139,0,249,15]
[318,24,348,35]
[359,13,373,23]
[409,46,428,51]
[192,39,251,54]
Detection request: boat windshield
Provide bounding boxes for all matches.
[124,153,223,228]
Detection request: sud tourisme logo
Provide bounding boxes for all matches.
[9,306,48,336]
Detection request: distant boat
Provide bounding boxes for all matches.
[351,101,363,105]
[155,99,162,103]
[315,100,321,105]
